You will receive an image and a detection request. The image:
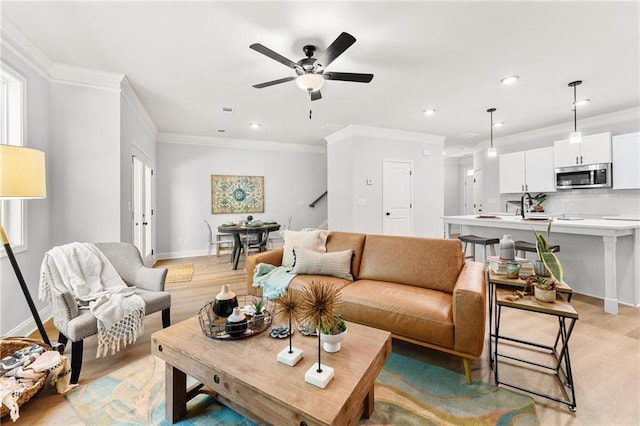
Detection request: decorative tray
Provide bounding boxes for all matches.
[198,295,272,340]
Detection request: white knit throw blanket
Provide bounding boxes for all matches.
[39,243,145,358]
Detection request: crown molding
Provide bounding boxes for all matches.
[121,76,158,138]
[49,63,124,90]
[158,132,326,154]
[326,124,446,146]
[0,17,52,79]
[473,106,640,153]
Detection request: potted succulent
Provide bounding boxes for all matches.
[252,297,265,327]
[533,222,563,284]
[319,315,347,353]
[533,276,557,302]
[531,193,547,212]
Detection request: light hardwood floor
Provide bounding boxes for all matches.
[15,254,640,425]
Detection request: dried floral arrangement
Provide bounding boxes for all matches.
[298,281,343,333]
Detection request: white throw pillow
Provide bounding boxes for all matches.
[281,230,329,267]
[291,247,354,281]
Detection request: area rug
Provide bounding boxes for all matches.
[164,264,194,283]
[66,353,537,425]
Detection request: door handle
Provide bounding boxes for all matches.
[143,222,149,226]
[385,212,390,216]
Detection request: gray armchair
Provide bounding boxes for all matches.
[40,242,171,384]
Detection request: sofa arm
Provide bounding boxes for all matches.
[135,267,168,292]
[246,248,284,294]
[452,261,486,357]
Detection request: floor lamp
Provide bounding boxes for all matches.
[0,145,51,346]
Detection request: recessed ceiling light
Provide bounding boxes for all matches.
[492,121,504,128]
[423,108,436,116]
[574,99,590,107]
[500,75,519,85]
[250,122,261,129]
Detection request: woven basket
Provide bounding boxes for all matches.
[0,337,51,419]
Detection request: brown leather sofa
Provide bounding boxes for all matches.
[246,231,486,383]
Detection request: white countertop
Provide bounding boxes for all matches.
[442,214,640,237]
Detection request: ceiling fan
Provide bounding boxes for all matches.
[250,32,373,101]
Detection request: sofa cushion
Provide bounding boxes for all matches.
[281,230,328,267]
[325,232,367,279]
[358,235,463,294]
[340,280,454,349]
[291,247,354,280]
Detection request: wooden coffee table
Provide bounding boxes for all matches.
[151,316,391,425]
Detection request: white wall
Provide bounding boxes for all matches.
[326,126,446,237]
[444,157,461,216]
[0,50,52,336]
[49,83,122,244]
[155,142,327,258]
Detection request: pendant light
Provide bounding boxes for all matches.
[568,80,582,144]
[487,108,497,157]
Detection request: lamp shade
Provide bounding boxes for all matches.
[0,145,46,199]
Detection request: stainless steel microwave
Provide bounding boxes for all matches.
[555,163,612,189]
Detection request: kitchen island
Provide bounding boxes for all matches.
[442,215,640,314]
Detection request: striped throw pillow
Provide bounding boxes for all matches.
[291,247,354,281]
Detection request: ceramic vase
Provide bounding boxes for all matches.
[500,234,515,260]
[320,330,347,353]
[213,284,238,317]
[225,307,248,337]
[535,287,556,303]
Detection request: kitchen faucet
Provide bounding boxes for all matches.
[520,192,532,219]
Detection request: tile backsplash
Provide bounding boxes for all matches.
[539,189,640,218]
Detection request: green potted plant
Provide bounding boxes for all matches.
[533,221,563,284]
[532,276,557,302]
[531,193,547,212]
[252,297,265,326]
[319,314,347,353]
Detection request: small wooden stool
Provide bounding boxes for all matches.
[515,241,560,258]
[458,235,499,262]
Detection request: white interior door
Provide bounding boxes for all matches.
[132,151,154,265]
[464,172,474,215]
[382,159,413,236]
[473,169,483,213]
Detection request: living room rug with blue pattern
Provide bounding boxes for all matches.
[66,353,538,425]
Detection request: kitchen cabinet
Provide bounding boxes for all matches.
[499,147,555,193]
[554,132,611,167]
[612,132,640,189]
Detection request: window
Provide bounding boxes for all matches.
[1,62,27,255]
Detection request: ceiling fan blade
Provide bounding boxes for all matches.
[323,72,374,83]
[252,76,296,89]
[314,32,356,70]
[310,90,322,101]
[250,43,301,70]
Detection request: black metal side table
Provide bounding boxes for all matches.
[487,272,573,368]
[494,287,579,411]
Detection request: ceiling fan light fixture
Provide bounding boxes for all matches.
[296,73,324,92]
[568,80,583,144]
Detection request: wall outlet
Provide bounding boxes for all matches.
[358,198,367,206]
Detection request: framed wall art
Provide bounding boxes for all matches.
[211,175,264,214]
